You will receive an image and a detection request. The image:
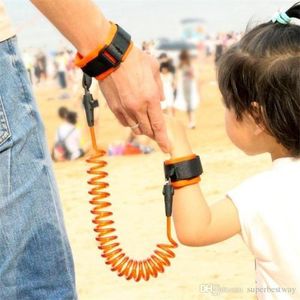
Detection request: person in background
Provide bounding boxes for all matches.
[54,51,68,90]
[54,109,84,161]
[175,49,199,129]
[36,49,47,80]
[205,34,214,57]
[33,52,43,84]
[160,61,175,115]
[167,58,177,106]
[215,33,224,63]
[158,53,177,113]
[58,106,68,121]
[142,40,151,54]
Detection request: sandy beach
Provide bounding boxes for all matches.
[34,57,270,300]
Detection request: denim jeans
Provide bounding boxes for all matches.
[0,36,77,299]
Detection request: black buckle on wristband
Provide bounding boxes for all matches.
[164,156,203,182]
[82,24,131,78]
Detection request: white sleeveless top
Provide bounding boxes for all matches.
[227,157,300,299]
[0,1,15,42]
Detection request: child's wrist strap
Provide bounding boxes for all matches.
[164,154,203,189]
[74,22,133,81]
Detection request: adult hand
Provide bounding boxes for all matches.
[98,46,171,153]
[30,1,170,151]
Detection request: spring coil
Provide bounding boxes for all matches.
[86,127,178,282]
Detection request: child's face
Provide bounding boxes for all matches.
[224,107,266,155]
[161,67,169,74]
[224,106,290,159]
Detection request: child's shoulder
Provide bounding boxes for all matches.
[227,157,300,210]
[229,169,271,197]
[231,157,300,193]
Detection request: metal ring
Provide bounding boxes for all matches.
[130,123,139,129]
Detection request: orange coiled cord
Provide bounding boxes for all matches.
[86,127,178,282]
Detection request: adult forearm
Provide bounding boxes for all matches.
[30,0,110,55]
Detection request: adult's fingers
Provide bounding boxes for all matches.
[122,112,142,135]
[113,107,142,135]
[132,87,160,138]
[156,74,165,102]
[134,107,154,138]
[147,101,171,153]
[98,79,140,133]
[114,110,129,127]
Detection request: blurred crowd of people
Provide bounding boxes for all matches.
[21,31,242,90]
[203,31,242,62]
[157,50,199,129]
[143,31,242,129]
[22,47,79,94]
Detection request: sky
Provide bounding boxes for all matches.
[3,0,296,50]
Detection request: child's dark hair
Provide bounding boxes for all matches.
[160,62,170,72]
[217,2,300,156]
[58,106,68,119]
[66,111,78,125]
[179,50,191,66]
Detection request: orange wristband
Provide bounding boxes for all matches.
[74,22,117,69]
[164,154,202,189]
[94,41,133,81]
[164,154,197,165]
[171,177,201,189]
[74,22,133,81]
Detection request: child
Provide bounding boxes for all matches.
[175,49,199,129]
[160,61,175,115]
[166,3,300,299]
[53,109,84,161]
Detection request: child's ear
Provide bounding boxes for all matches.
[250,101,266,135]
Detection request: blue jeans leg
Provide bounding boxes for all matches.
[0,36,77,299]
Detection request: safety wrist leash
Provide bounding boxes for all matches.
[81,73,203,281]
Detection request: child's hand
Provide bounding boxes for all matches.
[164,115,193,158]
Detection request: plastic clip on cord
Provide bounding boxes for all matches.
[83,74,179,281]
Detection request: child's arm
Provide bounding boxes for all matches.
[166,117,241,246]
